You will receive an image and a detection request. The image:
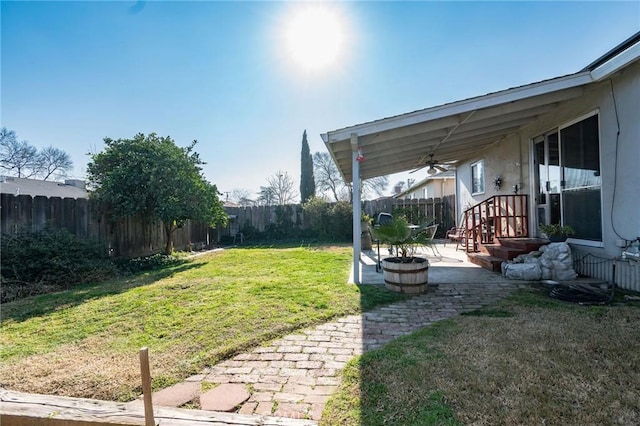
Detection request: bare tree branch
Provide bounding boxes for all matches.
[0,128,74,180]
[263,170,297,205]
[38,146,73,180]
[230,188,255,206]
[0,129,39,178]
[313,151,389,201]
[313,152,345,202]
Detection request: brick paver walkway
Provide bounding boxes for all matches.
[157,281,526,422]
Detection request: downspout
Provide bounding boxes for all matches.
[351,133,361,284]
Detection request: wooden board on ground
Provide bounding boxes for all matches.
[0,389,317,426]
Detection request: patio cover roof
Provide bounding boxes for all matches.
[321,32,640,183]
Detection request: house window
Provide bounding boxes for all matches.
[471,161,484,194]
[560,112,601,241]
[534,111,601,242]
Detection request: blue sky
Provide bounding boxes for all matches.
[2,1,639,200]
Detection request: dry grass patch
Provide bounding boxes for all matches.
[322,287,640,425]
[0,245,407,401]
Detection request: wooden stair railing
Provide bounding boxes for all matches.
[460,195,529,252]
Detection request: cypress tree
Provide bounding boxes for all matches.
[300,130,315,203]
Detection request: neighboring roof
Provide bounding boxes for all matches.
[393,170,455,199]
[322,32,640,182]
[0,176,88,199]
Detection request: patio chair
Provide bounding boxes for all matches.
[373,212,393,272]
[445,226,466,250]
[420,223,442,259]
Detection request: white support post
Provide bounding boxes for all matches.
[351,133,361,284]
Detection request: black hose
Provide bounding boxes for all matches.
[549,283,614,305]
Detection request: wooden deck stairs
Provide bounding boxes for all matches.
[467,237,548,272]
[456,194,549,272]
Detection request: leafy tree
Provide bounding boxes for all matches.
[299,130,315,203]
[0,127,73,180]
[87,133,227,254]
[262,170,297,205]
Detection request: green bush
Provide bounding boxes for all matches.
[303,197,353,242]
[1,228,117,302]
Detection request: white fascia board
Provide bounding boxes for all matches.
[590,42,640,81]
[324,72,594,143]
[320,132,351,183]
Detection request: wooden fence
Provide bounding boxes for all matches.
[1,194,210,258]
[362,195,456,237]
[224,204,308,234]
[1,194,456,255]
[224,196,456,239]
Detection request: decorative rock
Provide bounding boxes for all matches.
[200,383,250,412]
[502,242,577,281]
[502,262,542,280]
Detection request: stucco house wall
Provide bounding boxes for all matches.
[456,133,522,211]
[456,60,640,289]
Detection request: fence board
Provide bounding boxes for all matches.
[32,196,49,233]
[2,194,455,254]
[363,195,456,237]
[1,194,212,258]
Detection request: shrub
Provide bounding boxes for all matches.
[240,222,259,241]
[303,197,353,242]
[330,201,354,241]
[1,228,117,302]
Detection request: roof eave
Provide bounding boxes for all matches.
[590,39,640,81]
[324,71,594,144]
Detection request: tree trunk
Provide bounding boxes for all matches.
[164,223,175,255]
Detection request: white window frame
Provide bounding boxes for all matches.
[559,110,603,247]
[471,160,485,195]
[529,110,603,247]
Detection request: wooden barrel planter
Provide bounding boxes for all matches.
[381,256,429,294]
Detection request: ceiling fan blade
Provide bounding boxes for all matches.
[409,164,427,174]
[435,165,448,173]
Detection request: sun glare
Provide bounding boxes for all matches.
[285,6,344,72]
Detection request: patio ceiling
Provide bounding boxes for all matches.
[321,72,596,183]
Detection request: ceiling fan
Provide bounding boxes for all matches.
[411,153,448,175]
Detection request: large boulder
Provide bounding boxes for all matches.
[502,242,577,281]
[502,262,542,280]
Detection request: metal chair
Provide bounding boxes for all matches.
[421,223,442,259]
[445,226,466,250]
[373,212,393,272]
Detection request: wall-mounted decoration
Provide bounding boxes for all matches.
[493,175,502,191]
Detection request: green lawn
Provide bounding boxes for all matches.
[321,286,640,425]
[0,245,406,401]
